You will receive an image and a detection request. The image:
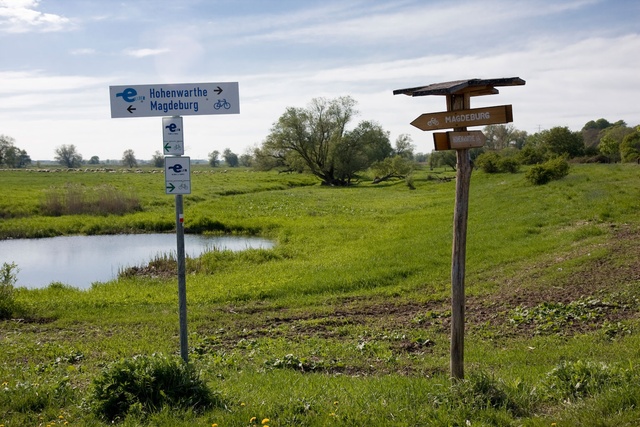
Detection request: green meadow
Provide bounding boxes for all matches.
[1,163,639,426]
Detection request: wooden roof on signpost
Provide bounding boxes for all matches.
[393,77,525,98]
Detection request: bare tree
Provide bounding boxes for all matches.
[55,144,83,168]
[122,149,137,168]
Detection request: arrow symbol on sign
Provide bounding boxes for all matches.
[127,105,136,114]
[214,86,223,95]
[166,183,175,192]
[164,143,171,153]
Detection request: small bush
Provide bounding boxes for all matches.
[476,152,520,174]
[498,157,520,173]
[475,152,501,173]
[0,261,19,319]
[525,157,570,185]
[91,353,223,423]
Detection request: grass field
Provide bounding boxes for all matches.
[1,163,639,426]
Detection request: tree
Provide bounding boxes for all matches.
[208,150,220,167]
[89,156,100,165]
[54,144,83,168]
[151,151,164,168]
[9,149,31,168]
[333,120,392,184]
[0,135,16,167]
[483,124,528,150]
[258,96,391,185]
[122,149,137,168]
[394,134,415,159]
[223,148,239,167]
[598,122,634,162]
[429,150,457,171]
[526,126,584,159]
[239,152,253,167]
[371,155,414,183]
[620,130,640,163]
[0,135,30,168]
[581,118,613,149]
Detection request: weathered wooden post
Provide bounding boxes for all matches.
[393,78,525,379]
[449,92,471,380]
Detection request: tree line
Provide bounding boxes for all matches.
[2,99,639,179]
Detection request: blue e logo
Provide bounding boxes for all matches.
[116,88,138,103]
[166,123,178,132]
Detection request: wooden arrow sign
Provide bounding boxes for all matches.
[411,105,513,131]
[433,131,486,151]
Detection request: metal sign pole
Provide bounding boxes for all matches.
[175,194,188,363]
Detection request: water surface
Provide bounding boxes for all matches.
[0,234,273,289]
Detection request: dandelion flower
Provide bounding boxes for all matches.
[262,419,270,425]
[250,416,257,423]
[212,424,218,427]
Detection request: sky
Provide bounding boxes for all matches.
[1,0,639,162]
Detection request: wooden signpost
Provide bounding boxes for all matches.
[394,77,525,380]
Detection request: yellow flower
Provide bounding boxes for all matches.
[262,419,270,425]
[250,416,257,423]
[241,402,246,406]
[59,415,65,419]
[212,424,218,427]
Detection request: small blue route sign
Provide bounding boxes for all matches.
[165,156,191,195]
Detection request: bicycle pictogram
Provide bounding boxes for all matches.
[427,117,440,127]
[214,99,231,110]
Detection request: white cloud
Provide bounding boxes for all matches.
[0,0,70,33]
[70,48,96,55]
[124,48,171,58]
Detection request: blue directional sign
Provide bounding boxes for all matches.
[110,82,239,118]
[165,157,191,195]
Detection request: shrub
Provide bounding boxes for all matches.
[498,157,520,173]
[476,152,520,173]
[0,261,18,319]
[475,152,501,173]
[40,184,142,216]
[525,157,569,185]
[91,353,223,423]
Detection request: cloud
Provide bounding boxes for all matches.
[0,0,70,33]
[70,48,96,55]
[124,48,171,58]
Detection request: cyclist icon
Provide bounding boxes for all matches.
[214,99,231,110]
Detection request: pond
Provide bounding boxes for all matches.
[0,234,274,290]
